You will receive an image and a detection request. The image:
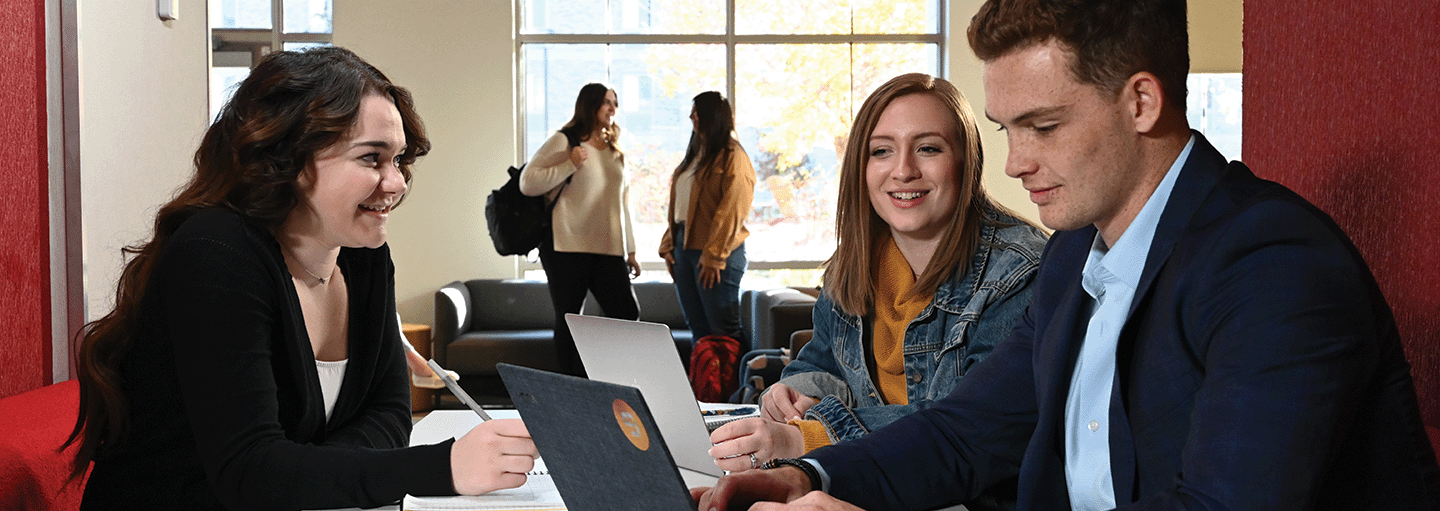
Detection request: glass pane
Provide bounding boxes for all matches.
[524,44,726,263]
[522,0,605,34]
[610,0,725,34]
[735,44,850,262]
[524,44,611,158]
[852,0,939,34]
[1186,73,1242,161]
[524,0,722,35]
[851,43,940,115]
[736,0,848,35]
[736,0,939,35]
[283,0,332,33]
[210,0,271,29]
[283,42,329,51]
[210,66,252,124]
[734,44,940,263]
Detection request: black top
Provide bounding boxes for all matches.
[81,208,455,510]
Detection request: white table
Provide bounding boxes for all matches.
[320,409,716,510]
[321,409,962,511]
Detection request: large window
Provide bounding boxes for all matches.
[520,0,944,287]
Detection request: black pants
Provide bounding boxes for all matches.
[537,239,639,376]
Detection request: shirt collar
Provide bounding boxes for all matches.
[1082,135,1195,294]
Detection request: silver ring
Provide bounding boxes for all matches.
[749,453,759,469]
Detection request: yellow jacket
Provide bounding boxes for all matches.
[659,139,756,269]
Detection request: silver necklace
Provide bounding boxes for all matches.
[300,265,334,285]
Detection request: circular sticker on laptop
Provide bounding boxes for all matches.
[612,399,650,451]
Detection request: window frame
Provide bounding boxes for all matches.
[513,0,948,273]
[210,1,333,83]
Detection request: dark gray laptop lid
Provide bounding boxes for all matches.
[497,363,697,511]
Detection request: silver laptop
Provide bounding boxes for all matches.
[565,313,723,477]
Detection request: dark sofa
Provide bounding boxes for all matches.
[432,278,819,405]
[432,279,694,404]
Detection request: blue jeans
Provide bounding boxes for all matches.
[670,224,747,350]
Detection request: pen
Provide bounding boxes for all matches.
[427,359,493,421]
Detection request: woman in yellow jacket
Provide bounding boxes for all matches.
[660,91,757,350]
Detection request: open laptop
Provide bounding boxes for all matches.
[496,363,713,510]
[564,313,724,477]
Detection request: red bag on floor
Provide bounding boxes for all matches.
[688,335,741,402]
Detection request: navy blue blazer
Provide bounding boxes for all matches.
[809,133,1440,510]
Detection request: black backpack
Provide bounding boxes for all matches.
[485,164,551,256]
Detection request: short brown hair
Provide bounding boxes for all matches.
[968,0,1189,111]
[823,73,1025,317]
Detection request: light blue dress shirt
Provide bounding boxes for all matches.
[1063,136,1194,511]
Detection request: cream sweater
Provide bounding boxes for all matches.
[519,131,636,256]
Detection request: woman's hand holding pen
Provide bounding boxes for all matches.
[451,419,538,495]
[760,383,819,422]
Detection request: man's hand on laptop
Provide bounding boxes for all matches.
[450,419,538,495]
[760,384,819,422]
[690,466,818,510]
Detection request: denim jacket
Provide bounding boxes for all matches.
[778,213,1047,443]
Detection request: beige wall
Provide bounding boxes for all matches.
[335,0,519,326]
[1191,0,1244,73]
[79,0,210,320]
[947,0,1038,224]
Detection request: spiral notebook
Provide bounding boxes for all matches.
[401,411,565,511]
[401,464,563,511]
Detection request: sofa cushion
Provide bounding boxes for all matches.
[745,287,819,351]
[466,279,554,330]
[579,281,690,331]
[435,280,697,380]
[448,330,561,375]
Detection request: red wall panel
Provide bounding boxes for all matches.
[1244,1,1440,427]
[0,0,51,398]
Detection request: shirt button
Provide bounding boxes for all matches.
[910,373,923,383]
[1089,421,1100,432]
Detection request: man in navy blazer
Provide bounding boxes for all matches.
[694,0,1440,509]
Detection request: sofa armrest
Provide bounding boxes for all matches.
[790,329,814,355]
[750,288,818,351]
[433,281,471,367]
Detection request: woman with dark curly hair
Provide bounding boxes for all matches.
[66,47,536,510]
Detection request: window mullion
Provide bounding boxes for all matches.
[726,0,735,111]
[270,0,282,53]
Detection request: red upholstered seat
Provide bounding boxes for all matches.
[0,380,88,510]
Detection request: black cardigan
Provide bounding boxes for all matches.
[81,208,455,510]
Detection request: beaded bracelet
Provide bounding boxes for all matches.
[761,458,822,492]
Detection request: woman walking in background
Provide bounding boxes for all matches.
[67,47,537,510]
[660,91,757,350]
[521,83,641,377]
